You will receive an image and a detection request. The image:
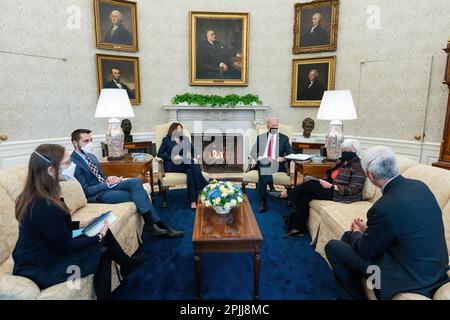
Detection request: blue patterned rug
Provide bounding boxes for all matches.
[111,188,337,300]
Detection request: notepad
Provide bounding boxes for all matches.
[72,211,119,238]
[284,153,313,161]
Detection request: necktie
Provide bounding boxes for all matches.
[86,155,106,183]
[267,135,273,162]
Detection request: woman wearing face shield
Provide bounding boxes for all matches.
[270,139,366,237]
[157,123,208,211]
[12,144,145,300]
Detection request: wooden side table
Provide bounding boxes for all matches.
[294,160,335,185]
[192,195,263,300]
[99,154,154,194]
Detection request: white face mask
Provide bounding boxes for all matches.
[81,142,94,154]
[60,163,77,181]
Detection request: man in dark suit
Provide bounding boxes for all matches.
[104,67,134,100]
[103,10,132,45]
[298,69,326,100]
[325,146,449,300]
[250,117,293,213]
[196,29,241,79]
[301,12,329,47]
[70,129,184,238]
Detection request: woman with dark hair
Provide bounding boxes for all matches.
[157,123,208,210]
[12,144,145,300]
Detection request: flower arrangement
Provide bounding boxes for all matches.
[200,180,244,214]
[171,93,263,107]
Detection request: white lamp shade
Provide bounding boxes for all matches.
[316,90,357,120]
[95,89,135,118]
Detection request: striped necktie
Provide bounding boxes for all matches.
[86,155,106,183]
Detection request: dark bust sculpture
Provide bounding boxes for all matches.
[302,117,315,138]
[121,119,133,143]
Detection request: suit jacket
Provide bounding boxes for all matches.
[250,132,292,173]
[301,24,329,47]
[349,175,449,299]
[103,23,132,45]
[157,136,197,172]
[71,152,109,203]
[298,81,326,100]
[196,40,234,78]
[104,80,134,100]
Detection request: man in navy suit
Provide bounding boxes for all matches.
[250,117,292,213]
[325,146,449,299]
[70,129,183,238]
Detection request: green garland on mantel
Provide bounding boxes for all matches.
[170,93,263,107]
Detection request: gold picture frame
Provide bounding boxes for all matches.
[96,54,141,104]
[190,11,249,86]
[94,0,138,52]
[291,56,336,107]
[293,0,339,54]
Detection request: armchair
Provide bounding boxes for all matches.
[241,124,294,193]
[154,122,210,208]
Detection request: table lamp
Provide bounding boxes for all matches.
[316,90,357,160]
[95,89,135,160]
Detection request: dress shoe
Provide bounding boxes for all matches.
[143,223,168,236]
[284,229,305,238]
[121,253,146,276]
[257,201,267,213]
[166,228,185,238]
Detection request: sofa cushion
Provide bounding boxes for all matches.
[0,186,19,265]
[0,274,41,300]
[319,201,374,237]
[60,178,87,215]
[0,165,28,201]
[243,170,290,185]
[402,165,450,210]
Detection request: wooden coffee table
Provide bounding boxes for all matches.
[192,195,263,300]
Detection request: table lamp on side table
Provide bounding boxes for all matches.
[316,90,357,160]
[95,89,135,160]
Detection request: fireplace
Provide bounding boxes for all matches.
[191,134,243,173]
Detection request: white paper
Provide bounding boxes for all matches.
[284,153,313,161]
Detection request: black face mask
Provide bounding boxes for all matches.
[341,151,357,162]
[270,128,278,134]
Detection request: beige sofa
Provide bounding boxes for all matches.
[0,165,146,300]
[308,155,450,300]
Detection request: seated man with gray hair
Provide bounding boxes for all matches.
[325,146,449,300]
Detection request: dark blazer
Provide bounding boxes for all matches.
[12,197,101,289]
[104,80,134,100]
[196,40,236,78]
[349,175,450,299]
[157,136,197,172]
[324,157,366,203]
[298,81,326,100]
[71,152,109,203]
[103,23,132,45]
[301,24,329,47]
[250,132,292,173]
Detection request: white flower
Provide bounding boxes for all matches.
[214,197,221,205]
[237,196,243,203]
[229,189,235,194]
[224,203,232,210]
[205,200,211,207]
[201,195,206,202]
[231,199,237,206]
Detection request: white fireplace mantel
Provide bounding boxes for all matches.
[163,104,270,168]
[163,105,269,125]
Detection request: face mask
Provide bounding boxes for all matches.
[81,142,94,154]
[341,151,357,162]
[60,163,76,181]
[270,128,278,134]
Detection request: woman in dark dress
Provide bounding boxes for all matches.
[12,144,145,300]
[270,139,366,237]
[157,123,208,210]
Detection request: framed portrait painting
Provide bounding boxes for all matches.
[94,0,138,52]
[291,56,336,107]
[293,0,339,54]
[96,54,141,104]
[190,11,249,86]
